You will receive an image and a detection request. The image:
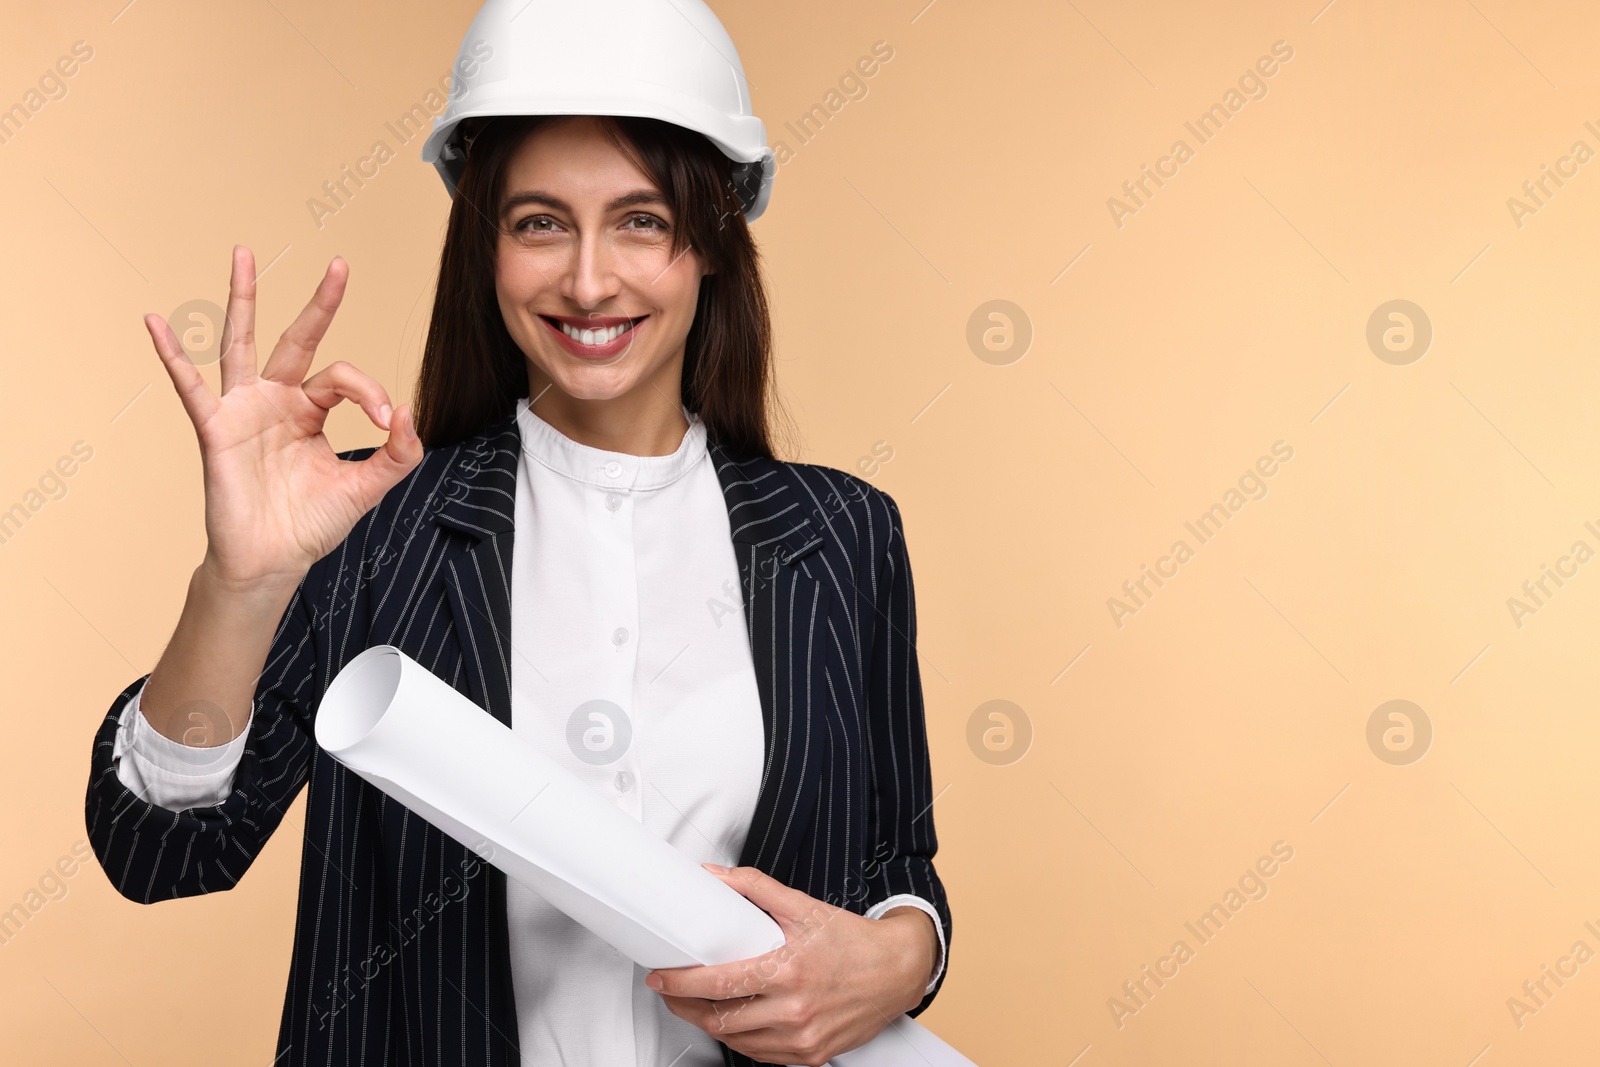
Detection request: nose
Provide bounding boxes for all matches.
[560,226,622,310]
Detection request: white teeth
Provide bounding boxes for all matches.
[558,319,635,345]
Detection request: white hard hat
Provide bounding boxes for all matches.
[421,0,777,221]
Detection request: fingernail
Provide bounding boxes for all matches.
[645,972,663,990]
[702,862,729,874]
[379,403,392,427]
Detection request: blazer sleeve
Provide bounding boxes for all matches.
[861,489,952,1017]
[83,545,329,904]
[112,676,253,810]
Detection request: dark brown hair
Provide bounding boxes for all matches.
[410,113,792,460]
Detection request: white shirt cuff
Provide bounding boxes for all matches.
[111,677,252,811]
[865,893,947,995]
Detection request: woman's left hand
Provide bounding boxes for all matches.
[645,862,937,1066]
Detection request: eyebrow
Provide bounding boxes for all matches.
[499,189,668,217]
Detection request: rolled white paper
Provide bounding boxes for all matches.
[315,644,977,1067]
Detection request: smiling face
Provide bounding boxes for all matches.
[493,115,710,427]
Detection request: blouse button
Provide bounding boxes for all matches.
[605,492,622,512]
[603,461,623,478]
[614,770,634,793]
[612,627,630,647]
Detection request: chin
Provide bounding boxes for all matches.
[561,382,635,402]
[541,366,638,403]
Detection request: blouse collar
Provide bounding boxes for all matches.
[513,395,707,491]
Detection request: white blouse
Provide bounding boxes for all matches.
[112,397,945,1065]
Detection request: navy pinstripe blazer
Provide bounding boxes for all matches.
[84,403,951,1066]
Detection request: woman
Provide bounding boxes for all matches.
[83,2,951,1065]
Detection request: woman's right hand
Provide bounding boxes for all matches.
[146,245,424,594]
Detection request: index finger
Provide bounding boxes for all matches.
[649,949,786,1002]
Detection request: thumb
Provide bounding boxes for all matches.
[704,864,825,931]
[353,402,423,503]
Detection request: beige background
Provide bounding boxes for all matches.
[3,0,1598,1062]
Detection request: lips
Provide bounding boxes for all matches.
[538,314,648,359]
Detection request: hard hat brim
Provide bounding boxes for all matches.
[420,89,776,221]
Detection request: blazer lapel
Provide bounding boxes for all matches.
[430,419,522,730]
[426,410,832,876]
[703,442,831,873]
